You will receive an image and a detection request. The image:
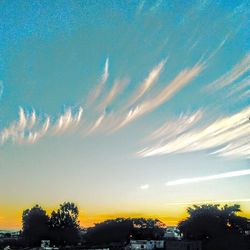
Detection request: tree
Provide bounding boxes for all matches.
[131,218,165,240]
[85,218,133,245]
[50,202,80,245]
[84,218,165,246]
[22,205,49,246]
[178,204,249,250]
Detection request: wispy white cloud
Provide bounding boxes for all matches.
[0,107,50,144]
[150,0,163,12]
[0,80,3,100]
[138,107,250,158]
[226,75,250,98]
[166,169,250,186]
[238,89,250,101]
[1,50,248,154]
[207,52,250,91]
[0,106,83,145]
[87,113,106,135]
[136,0,146,15]
[140,184,150,190]
[87,57,109,106]
[166,198,250,206]
[116,64,203,130]
[98,78,128,111]
[90,112,123,135]
[211,137,250,159]
[201,34,230,66]
[53,107,83,134]
[102,58,109,82]
[26,117,50,144]
[27,110,36,129]
[149,110,203,141]
[125,59,167,108]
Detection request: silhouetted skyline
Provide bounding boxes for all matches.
[0,0,249,229]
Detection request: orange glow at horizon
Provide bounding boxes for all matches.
[1,204,250,230]
[0,212,186,230]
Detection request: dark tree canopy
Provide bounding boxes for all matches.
[84,218,165,245]
[22,205,49,246]
[50,202,80,245]
[21,202,80,247]
[178,204,249,250]
[20,202,250,249]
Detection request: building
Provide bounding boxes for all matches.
[165,240,202,250]
[128,239,165,250]
[164,227,182,240]
[41,240,59,250]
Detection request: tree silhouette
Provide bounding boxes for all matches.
[22,205,49,246]
[178,204,249,250]
[50,202,80,245]
[84,218,165,245]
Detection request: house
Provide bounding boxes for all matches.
[128,239,165,249]
[164,227,182,240]
[41,240,59,250]
[165,240,202,250]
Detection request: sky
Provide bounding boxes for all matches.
[0,0,250,230]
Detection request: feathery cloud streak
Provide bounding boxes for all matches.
[166,198,250,206]
[117,64,203,129]
[227,76,250,98]
[211,138,250,159]
[207,53,250,91]
[53,107,83,134]
[166,169,250,186]
[0,106,83,144]
[0,80,3,100]
[125,59,167,108]
[138,107,250,158]
[1,49,249,162]
[87,113,106,134]
[87,58,109,106]
[0,108,50,144]
[98,78,128,111]
[149,110,203,141]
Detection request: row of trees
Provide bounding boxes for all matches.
[22,202,80,246]
[20,202,250,249]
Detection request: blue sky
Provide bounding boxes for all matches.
[0,0,249,229]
